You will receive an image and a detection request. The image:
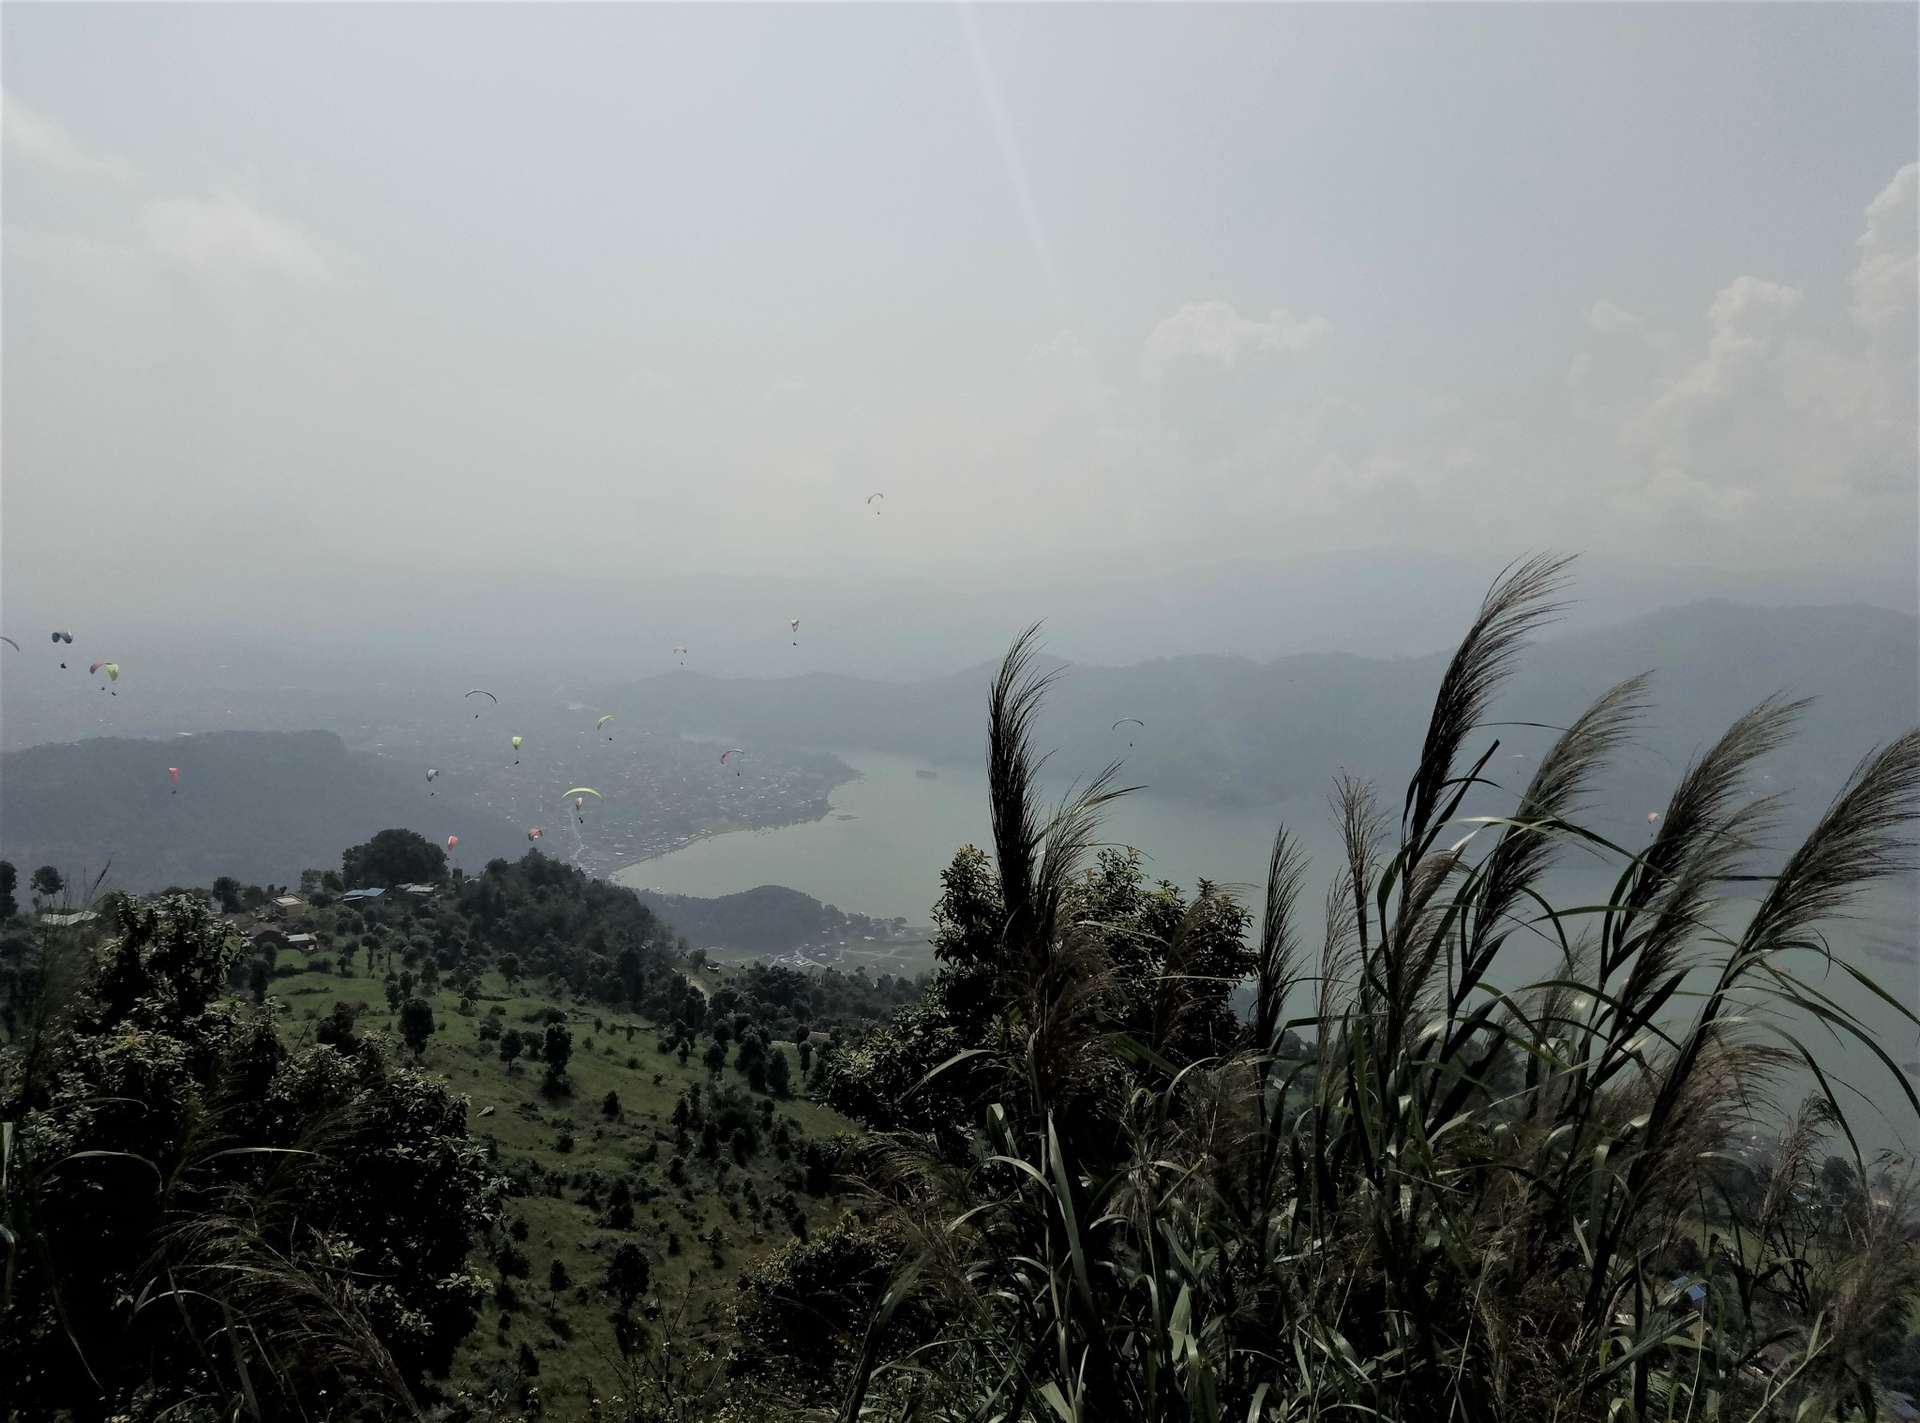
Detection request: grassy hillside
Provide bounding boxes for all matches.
[269,943,863,1413]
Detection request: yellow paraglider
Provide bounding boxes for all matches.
[596,714,615,741]
[510,733,523,764]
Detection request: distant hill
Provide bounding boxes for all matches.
[0,730,530,891]
[631,883,908,956]
[594,600,1919,830]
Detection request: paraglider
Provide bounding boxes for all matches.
[168,766,180,794]
[790,618,800,646]
[563,786,602,825]
[447,834,460,851]
[596,714,615,740]
[0,636,18,652]
[721,747,746,776]
[527,827,544,842]
[1646,811,1661,825]
[1111,718,1144,747]
[427,768,439,796]
[90,661,119,693]
[510,733,523,764]
[466,689,497,718]
[50,631,72,644]
[866,492,884,513]
[672,644,689,665]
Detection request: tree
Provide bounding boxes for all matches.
[30,866,64,903]
[516,1342,540,1378]
[341,829,448,889]
[731,1124,759,1164]
[605,1177,635,1231]
[316,1000,359,1049]
[211,876,244,914]
[602,1241,650,1318]
[0,894,499,1414]
[384,974,403,1013]
[499,1028,525,1072]
[700,1119,720,1160]
[400,997,436,1059]
[676,1038,692,1066]
[500,954,521,989]
[797,1038,812,1075]
[549,1259,571,1294]
[704,1039,727,1076]
[766,1048,793,1098]
[601,1089,622,1120]
[668,1154,687,1185]
[541,1022,573,1073]
[0,861,15,920]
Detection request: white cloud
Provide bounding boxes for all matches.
[135,191,335,284]
[1851,162,1917,331]
[1,91,137,186]
[1584,299,1647,336]
[1141,300,1330,382]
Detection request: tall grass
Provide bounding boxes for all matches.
[839,558,1920,1421]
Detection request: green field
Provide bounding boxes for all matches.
[270,955,860,1412]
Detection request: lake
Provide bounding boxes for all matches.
[615,749,1337,923]
[617,748,1919,1155]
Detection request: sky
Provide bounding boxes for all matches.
[3,3,1916,675]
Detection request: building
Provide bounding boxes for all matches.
[338,887,387,903]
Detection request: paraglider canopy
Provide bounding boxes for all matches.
[527,827,543,841]
[426,768,439,782]
[562,787,603,801]
[168,767,180,784]
[51,631,73,644]
[719,748,744,764]
[510,734,523,749]
[866,492,884,511]
[1646,811,1661,825]
[446,834,460,849]
[0,636,19,652]
[465,689,497,702]
[1111,718,1145,731]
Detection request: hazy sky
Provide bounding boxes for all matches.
[4,3,1915,655]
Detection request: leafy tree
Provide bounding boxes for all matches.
[699,1119,720,1160]
[676,1038,692,1066]
[601,1088,621,1120]
[516,1342,540,1378]
[315,999,359,1049]
[210,876,243,913]
[541,1022,572,1073]
[341,829,447,889]
[602,1241,650,1317]
[797,1038,812,1075]
[383,974,403,1013]
[0,894,499,1414]
[703,1039,727,1076]
[604,1177,635,1231]
[29,865,63,902]
[399,996,436,1059]
[766,1047,793,1097]
[499,953,521,988]
[548,1259,571,1294]
[730,1124,758,1164]
[0,860,16,920]
[499,1028,525,1072]
[477,1015,502,1043]
[668,1154,687,1185]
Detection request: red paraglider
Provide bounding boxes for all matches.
[168,766,180,795]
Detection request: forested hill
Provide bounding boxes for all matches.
[0,730,530,890]
[631,883,908,955]
[593,600,1918,820]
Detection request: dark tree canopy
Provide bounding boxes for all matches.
[341,828,448,889]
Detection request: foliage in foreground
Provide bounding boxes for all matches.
[1,894,502,1419]
[831,558,1920,1422]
